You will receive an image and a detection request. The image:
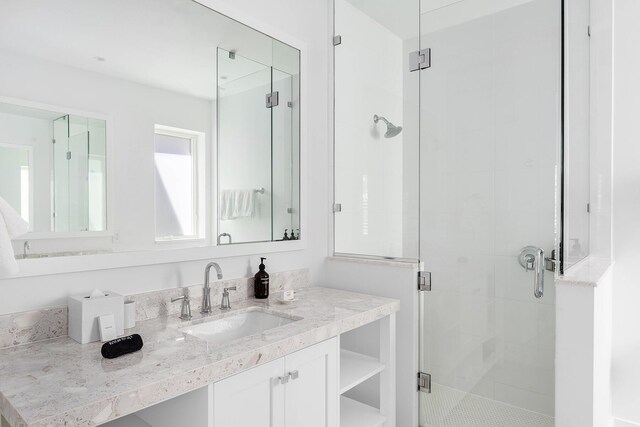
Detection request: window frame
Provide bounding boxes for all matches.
[153,124,206,243]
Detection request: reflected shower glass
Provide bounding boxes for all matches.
[217,48,273,244]
[0,102,106,234]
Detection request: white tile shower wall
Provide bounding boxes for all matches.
[416,0,559,416]
[333,0,404,258]
[0,0,331,315]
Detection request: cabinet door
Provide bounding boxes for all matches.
[213,358,285,427]
[284,338,338,427]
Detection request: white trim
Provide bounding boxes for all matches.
[7,239,305,278]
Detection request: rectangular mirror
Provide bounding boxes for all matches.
[0,0,301,260]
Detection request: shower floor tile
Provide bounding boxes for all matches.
[421,383,555,427]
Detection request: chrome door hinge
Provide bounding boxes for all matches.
[410,48,431,72]
[333,35,342,46]
[418,372,432,393]
[66,151,72,160]
[266,91,279,108]
[544,249,557,272]
[52,138,56,144]
[418,271,431,291]
[333,203,342,213]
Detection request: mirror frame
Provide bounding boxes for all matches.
[4,0,308,278]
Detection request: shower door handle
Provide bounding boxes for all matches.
[518,246,544,298]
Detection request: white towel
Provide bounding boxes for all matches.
[220,190,256,220]
[0,196,29,277]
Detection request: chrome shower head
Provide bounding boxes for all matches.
[373,114,403,138]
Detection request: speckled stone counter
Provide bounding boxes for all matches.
[0,287,399,426]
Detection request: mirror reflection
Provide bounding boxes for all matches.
[0,102,107,234]
[0,0,300,257]
[217,46,300,244]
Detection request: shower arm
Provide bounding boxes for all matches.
[373,114,390,125]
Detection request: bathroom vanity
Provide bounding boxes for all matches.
[0,287,398,427]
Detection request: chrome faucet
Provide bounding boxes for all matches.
[220,286,236,311]
[171,294,192,321]
[217,233,232,245]
[23,241,30,258]
[202,262,223,314]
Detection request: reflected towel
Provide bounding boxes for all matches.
[220,190,256,220]
[0,196,29,277]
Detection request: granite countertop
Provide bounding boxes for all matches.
[0,287,399,427]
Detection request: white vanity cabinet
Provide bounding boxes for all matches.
[213,337,338,427]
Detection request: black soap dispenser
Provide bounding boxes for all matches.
[254,257,270,299]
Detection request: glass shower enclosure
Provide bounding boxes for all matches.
[334,0,562,425]
[52,114,107,232]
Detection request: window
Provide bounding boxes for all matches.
[154,125,205,241]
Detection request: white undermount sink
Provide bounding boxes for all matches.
[181,310,299,346]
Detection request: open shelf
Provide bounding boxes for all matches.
[340,349,385,394]
[340,396,386,427]
[101,414,151,427]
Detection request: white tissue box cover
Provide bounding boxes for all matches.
[68,291,124,344]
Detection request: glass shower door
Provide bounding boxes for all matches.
[418,0,561,425]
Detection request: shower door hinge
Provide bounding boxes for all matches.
[333,35,342,46]
[52,138,56,144]
[418,372,432,393]
[409,48,431,72]
[66,151,72,160]
[266,91,279,108]
[418,271,432,291]
[544,249,558,272]
[333,203,342,213]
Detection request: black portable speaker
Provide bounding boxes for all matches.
[101,334,144,359]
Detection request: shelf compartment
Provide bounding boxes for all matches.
[340,396,386,427]
[340,349,385,394]
[101,414,151,427]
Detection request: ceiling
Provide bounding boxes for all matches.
[345,0,536,40]
[0,0,298,100]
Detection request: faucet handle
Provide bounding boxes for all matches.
[171,295,192,320]
[220,287,236,310]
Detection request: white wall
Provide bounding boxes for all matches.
[333,0,405,258]
[0,0,332,315]
[611,0,640,423]
[0,113,50,231]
